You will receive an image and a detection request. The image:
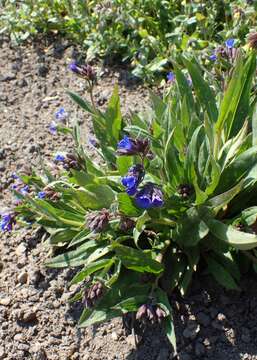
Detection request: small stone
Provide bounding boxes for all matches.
[195,343,205,357]
[37,65,48,77]
[0,297,11,306]
[17,271,28,284]
[0,162,5,172]
[0,73,16,82]
[22,310,37,323]
[18,79,28,87]
[183,321,200,340]
[0,149,5,160]
[111,332,119,341]
[15,243,27,256]
[0,346,6,360]
[217,313,226,322]
[126,334,136,347]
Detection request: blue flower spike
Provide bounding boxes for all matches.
[135,183,164,209]
[225,38,235,49]
[121,164,145,196]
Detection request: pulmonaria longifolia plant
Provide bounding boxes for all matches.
[3,48,257,352]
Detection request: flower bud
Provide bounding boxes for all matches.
[83,282,103,308]
[248,32,257,50]
[69,62,96,82]
[177,183,193,198]
[120,217,135,232]
[86,209,110,233]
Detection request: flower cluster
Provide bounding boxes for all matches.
[118,136,164,209]
[37,188,60,202]
[11,175,30,196]
[69,62,96,83]
[0,213,16,232]
[83,282,104,308]
[209,38,236,63]
[54,153,79,170]
[86,209,110,233]
[136,303,167,324]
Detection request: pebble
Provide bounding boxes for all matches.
[183,321,200,340]
[0,162,6,172]
[0,346,5,360]
[0,73,16,81]
[21,310,37,323]
[0,149,5,160]
[15,243,27,256]
[0,297,11,306]
[17,271,28,284]
[111,332,119,341]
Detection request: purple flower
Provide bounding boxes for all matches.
[121,164,145,195]
[54,154,65,162]
[11,172,19,180]
[55,107,68,122]
[117,136,149,156]
[187,76,192,86]
[89,137,98,147]
[167,72,175,83]
[209,53,217,61]
[49,122,57,135]
[20,185,29,196]
[69,62,80,74]
[135,183,164,209]
[225,38,235,49]
[118,136,133,151]
[0,213,16,232]
[38,191,46,199]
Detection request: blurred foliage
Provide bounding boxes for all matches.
[0,0,257,80]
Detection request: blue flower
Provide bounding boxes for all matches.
[54,154,65,162]
[167,72,175,83]
[225,38,235,49]
[38,191,46,199]
[49,122,57,135]
[117,136,149,156]
[117,136,133,151]
[55,107,68,122]
[121,164,145,195]
[20,185,29,195]
[209,54,217,61]
[89,137,98,147]
[135,183,164,209]
[11,172,19,180]
[69,62,80,74]
[0,213,15,232]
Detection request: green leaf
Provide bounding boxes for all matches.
[174,207,209,247]
[70,259,113,285]
[133,211,150,247]
[118,193,142,217]
[205,255,240,290]
[116,156,133,175]
[215,52,256,138]
[73,185,115,210]
[70,170,95,187]
[48,229,79,245]
[67,90,95,114]
[113,244,163,274]
[216,146,257,192]
[207,219,257,250]
[112,295,149,312]
[45,240,102,268]
[183,57,218,123]
[104,84,122,144]
[155,288,177,353]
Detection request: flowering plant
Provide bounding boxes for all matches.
[3,49,257,353]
